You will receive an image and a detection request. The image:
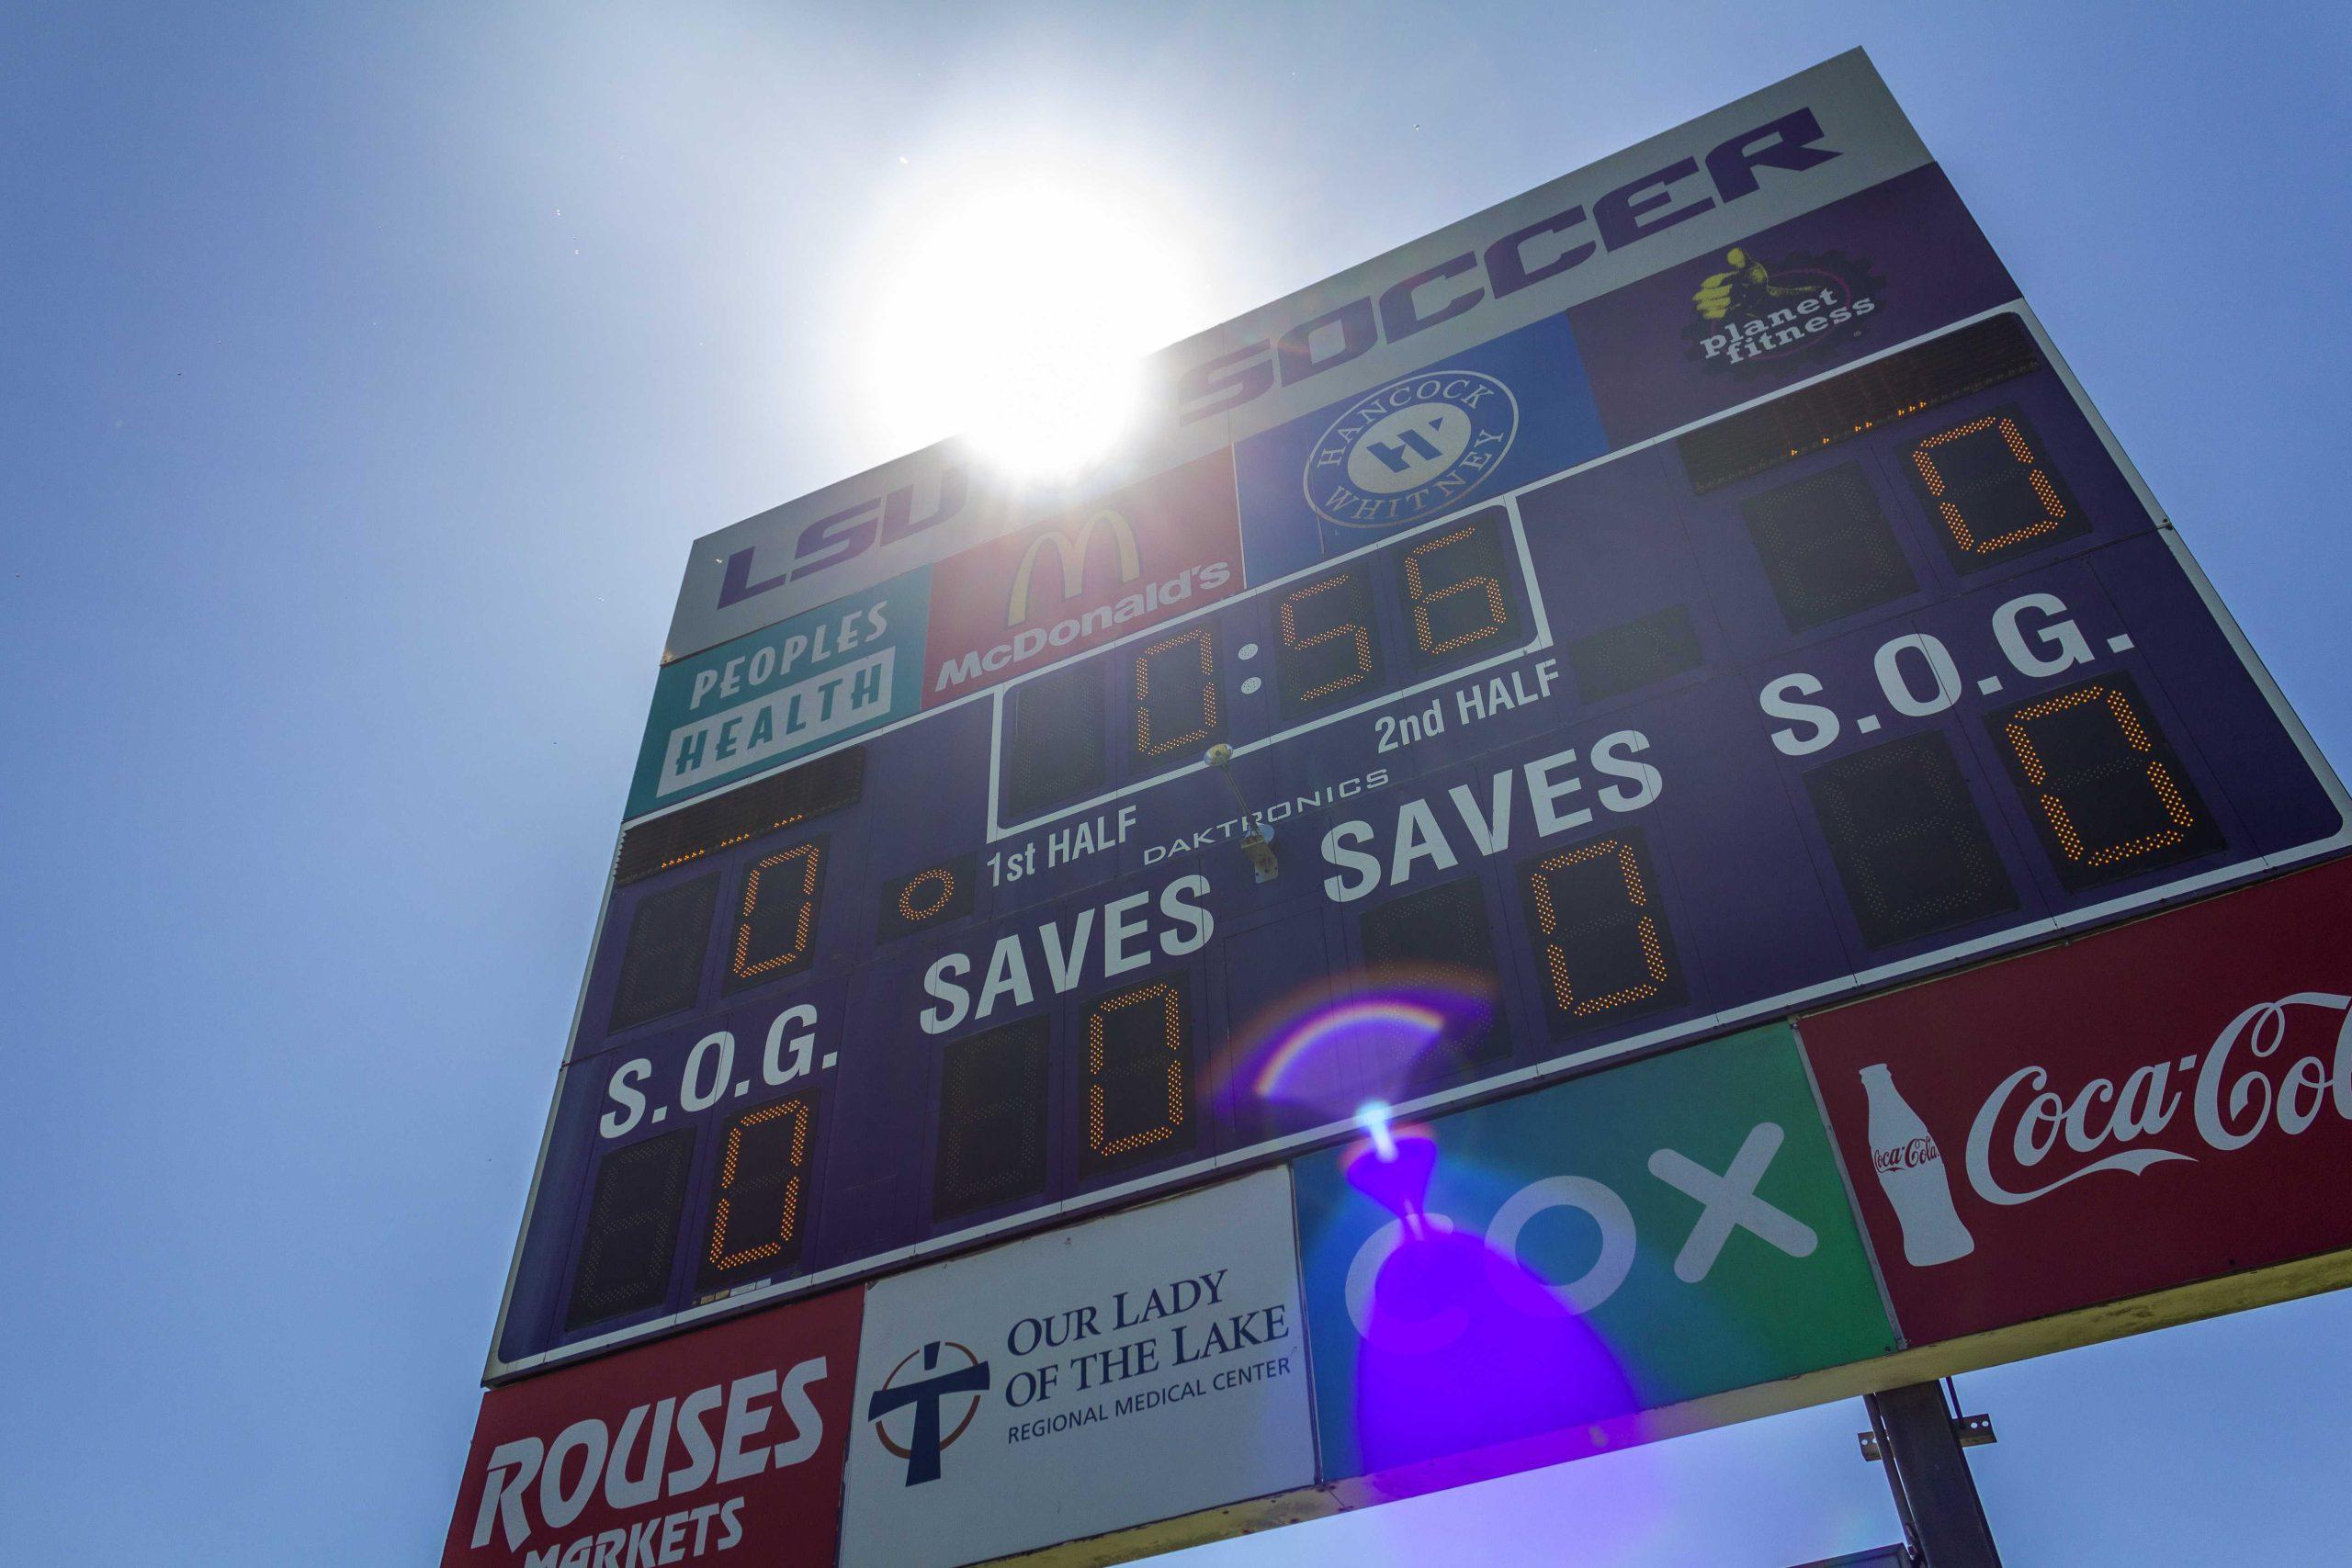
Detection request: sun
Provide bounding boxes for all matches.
[857,159,1208,484]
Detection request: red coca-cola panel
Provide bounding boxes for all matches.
[1800,858,2352,1347]
[443,1288,861,1567]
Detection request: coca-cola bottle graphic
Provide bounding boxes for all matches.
[1860,1063,1974,1267]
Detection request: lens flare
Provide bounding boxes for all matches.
[1341,1119,1439,1230]
[1253,998,1444,1104]
[855,159,1205,481]
[1237,968,1497,1126]
[1330,1123,1642,1489]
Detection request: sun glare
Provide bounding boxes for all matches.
[861,162,1205,482]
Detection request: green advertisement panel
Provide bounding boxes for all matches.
[1292,1024,1894,1481]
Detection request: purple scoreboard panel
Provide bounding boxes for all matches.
[483,53,2347,1380]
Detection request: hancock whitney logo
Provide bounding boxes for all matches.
[1682,246,1883,378]
[1303,369,1517,531]
[865,1340,990,1486]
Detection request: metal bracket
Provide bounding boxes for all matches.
[1860,1380,2003,1567]
[1237,828,1280,883]
[1859,1405,1996,1462]
[1206,744,1280,883]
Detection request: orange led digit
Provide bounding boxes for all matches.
[705,1097,813,1273]
[1279,576,1374,703]
[730,840,824,983]
[1984,672,2221,894]
[1404,525,1510,656]
[2002,684,2199,867]
[1905,405,2083,568]
[1134,626,1219,757]
[1525,837,1675,1019]
[1083,979,1188,1165]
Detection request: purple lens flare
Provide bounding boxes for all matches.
[1337,1120,1643,1486]
[1227,965,1497,1129]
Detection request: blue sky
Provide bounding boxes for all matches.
[5,3,2349,1562]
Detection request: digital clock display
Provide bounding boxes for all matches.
[487,304,2346,1380]
[994,507,1532,830]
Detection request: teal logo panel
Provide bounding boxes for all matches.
[628,570,931,818]
[1292,1024,1893,1481]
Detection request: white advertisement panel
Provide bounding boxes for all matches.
[840,1168,1315,1566]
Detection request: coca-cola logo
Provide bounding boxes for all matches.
[1963,989,2352,1207]
[1871,1136,1939,1174]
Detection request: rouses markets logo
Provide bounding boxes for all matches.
[1303,370,1517,532]
[1682,247,1883,378]
[865,1340,990,1486]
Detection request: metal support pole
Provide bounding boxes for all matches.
[1862,1382,2003,1568]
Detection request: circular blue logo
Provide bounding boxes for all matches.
[1303,370,1519,532]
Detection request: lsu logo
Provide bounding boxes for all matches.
[1683,246,1883,377]
[1008,510,1140,626]
[1303,370,1518,532]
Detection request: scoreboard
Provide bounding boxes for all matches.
[481,55,2347,1382]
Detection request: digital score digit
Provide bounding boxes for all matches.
[1080,976,1196,1177]
[1275,570,1381,718]
[608,875,716,1033]
[1988,673,2222,890]
[1399,509,1526,669]
[1003,660,1107,819]
[726,837,825,990]
[1357,877,1510,1082]
[1133,626,1222,761]
[1517,829,1685,1036]
[990,502,1544,837]
[1906,405,2085,569]
[696,1094,816,1292]
[1744,463,1918,633]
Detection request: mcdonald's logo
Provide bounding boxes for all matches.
[1007,510,1141,626]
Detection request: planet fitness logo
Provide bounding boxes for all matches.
[1682,247,1883,379]
[1302,369,1518,532]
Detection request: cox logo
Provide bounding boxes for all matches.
[1343,1122,1818,1348]
[1305,370,1518,532]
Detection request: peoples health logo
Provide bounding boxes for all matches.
[1302,369,1518,532]
[865,1340,991,1486]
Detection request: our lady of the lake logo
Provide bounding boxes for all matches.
[1303,369,1518,531]
[1683,246,1884,379]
